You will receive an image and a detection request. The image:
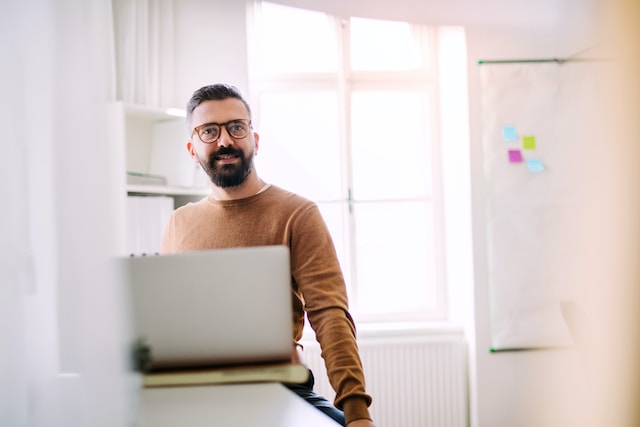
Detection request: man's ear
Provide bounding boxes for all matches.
[187,140,199,163]
[253,132,260,154]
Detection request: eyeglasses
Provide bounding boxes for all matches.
[191,119,252,143]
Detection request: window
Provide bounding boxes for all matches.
[248,2,466,322]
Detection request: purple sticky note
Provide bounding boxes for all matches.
[508,149,523,163]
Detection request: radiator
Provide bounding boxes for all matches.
[303,332,468,427]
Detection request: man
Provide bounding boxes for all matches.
[161,84,376,427]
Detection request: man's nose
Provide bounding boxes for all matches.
[216,127,234,147]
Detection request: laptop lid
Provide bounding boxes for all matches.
[123,245,293,371]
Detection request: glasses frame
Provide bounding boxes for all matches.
[191,119,252,144]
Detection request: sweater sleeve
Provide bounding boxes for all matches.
[289,204,372,424]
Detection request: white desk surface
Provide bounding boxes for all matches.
[138,382,340,427]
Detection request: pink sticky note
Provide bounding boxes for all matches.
[508,149,523,163]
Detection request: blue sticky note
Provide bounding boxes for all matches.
[502,125,517,141]
[527,159,545,172]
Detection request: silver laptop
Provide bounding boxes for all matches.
[123,245,293,371]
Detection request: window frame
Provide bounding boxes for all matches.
[247,2,449,323]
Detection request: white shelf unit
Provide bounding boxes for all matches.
[109,102,209,255]
[112,101,209,202]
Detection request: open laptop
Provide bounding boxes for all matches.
[123,245,301,383]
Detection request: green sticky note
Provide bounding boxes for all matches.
[522,135,536,150]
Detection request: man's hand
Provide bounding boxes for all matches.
[347,420,376,427]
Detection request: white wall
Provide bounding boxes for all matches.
[266,0,563,28]
[1,1,134,426]
[466,3,640,427]
[463,7,598,427]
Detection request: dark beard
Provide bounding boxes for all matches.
[200,146,254,188]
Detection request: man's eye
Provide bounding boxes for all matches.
[229,124,244,133]
[201,126,218,135]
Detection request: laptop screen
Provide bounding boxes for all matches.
[123,246,293,371]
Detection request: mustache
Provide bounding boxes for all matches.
[213,146,244,159]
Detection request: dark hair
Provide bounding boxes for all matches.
[186,83,252,126]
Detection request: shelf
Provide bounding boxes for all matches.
[111,101,206,256]
[127,184,209,197]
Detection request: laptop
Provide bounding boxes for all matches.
[122,245,302,384]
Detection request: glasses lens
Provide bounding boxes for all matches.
[227,121,249,138]
[198,124,220,143]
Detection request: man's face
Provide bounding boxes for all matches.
[187,98,259,188]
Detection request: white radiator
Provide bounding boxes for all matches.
[303,332,468,427]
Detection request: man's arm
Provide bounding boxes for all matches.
[348,419,377,427]
[289,204,373,424]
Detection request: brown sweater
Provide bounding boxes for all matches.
[161,185,372,423]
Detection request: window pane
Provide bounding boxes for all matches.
[351,90,432,200]
[353,201,438,315]
[251,4,451,321]
[350,18,424,71]
[317,202,351,283]
[256,91,343,201]
[254,3,338,73]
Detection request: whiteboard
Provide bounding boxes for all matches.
[479,62,603,350]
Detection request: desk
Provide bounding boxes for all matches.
[138,382,340,426]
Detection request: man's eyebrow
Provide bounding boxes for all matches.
[196,119,246,127]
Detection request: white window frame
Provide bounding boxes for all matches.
[246,2,450,323]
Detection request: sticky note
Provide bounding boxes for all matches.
[522,135,536,150]
[527,159,545,172]
[508,149,523,163]
[502,126,517,141]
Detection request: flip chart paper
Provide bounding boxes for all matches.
[479,61,603,350]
